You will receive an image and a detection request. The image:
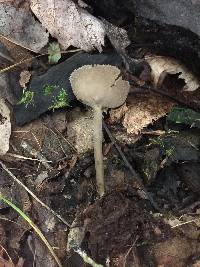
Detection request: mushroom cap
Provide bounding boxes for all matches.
[70,64,130,108]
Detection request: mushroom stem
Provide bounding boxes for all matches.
[93,105,105,196]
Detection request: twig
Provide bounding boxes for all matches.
[0,160,71,227]
[171,218,200,228]
[142,84,200,113]
[0,245,14,265]
[123,236,139,267]
[20,140,52,170]
[0,51,14,62]
[6,152,52,163]
[75,247,103,267]
[42,125,67,157]
[103,121,161,211]
[0,48,81,74]
[53,127,77,153]
[0,216,29,229]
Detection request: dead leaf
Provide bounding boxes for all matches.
[0,246,24,267]
[30,0,105,51]
[19,70,31,89]
[192,260,200,267]
[0,97,11,155]
[123,94,174,134]
[152,236,199,267]
[0,3,49,52]
[0,36,32,64]
[145,55,200,91]
[102,18,130,55]
[108,103,128,124]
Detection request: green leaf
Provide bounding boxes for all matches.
[48,42,61,64]
[167,107,200,128]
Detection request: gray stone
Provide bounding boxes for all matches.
[135,0,200,36]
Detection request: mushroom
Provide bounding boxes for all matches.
[70,64,130,196]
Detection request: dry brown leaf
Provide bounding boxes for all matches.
[145,55,200,91]
[0,3,49,52]
[153,236,200,267]
[192,260,200,267]
[109,103,128,124]
[122,94,174,134]
[19,70,31,89]
[30,0,105,51]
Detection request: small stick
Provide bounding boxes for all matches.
[6,152,52,163]
[103,121,161,212]
[0,161,71,227]
[20,140,52,170]
[74,247,103,267]
[171,218,200,228]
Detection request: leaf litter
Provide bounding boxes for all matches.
[30,0,105,51]
[145,54,200,91]
[0,2,49,52]
[0,1,200,266]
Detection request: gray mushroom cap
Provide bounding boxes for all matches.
[70,64,130,108]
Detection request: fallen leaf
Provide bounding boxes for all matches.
[0,97,11,155]
[123,94,174,134]
[19,70,31,89]
[102,18,130,55]
[0,245,24,267]
[108,103,128,124]
[153,236,199,267]
[145,55,200,91]
[30,0,105,51]
[0,3,49,52]
[167,107,200,128]
[192,260,200,267]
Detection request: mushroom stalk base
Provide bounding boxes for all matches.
[93,105,105,197]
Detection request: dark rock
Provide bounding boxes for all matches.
[177,162,200,192]
[14,52,122,125]
[134,0,200,37]
[86,0,200,76]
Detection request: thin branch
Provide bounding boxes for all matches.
[103,121,161,212]
[0,160,71,227]
[6,152,52,163]
[0,48,81,74]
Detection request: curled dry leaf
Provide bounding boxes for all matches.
[122,94,174,134]
[0,3,49,52]
[145,55,200,91]
[19,70,31,89]
[30,0,105,51]
[0,97,11,155]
